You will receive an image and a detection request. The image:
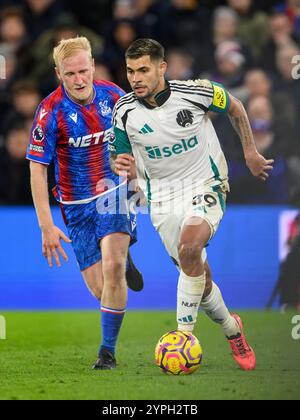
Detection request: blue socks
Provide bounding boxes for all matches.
[99,306,126,356]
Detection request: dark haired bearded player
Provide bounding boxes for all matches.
[110,39,274,371]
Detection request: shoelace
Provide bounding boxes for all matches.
[233,337,248,357]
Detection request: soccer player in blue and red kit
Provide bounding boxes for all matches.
[26,37,142,370]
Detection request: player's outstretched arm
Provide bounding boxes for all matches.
[227,94,274,182]
[30,161,71,268]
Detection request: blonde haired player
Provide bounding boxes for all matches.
[110,39,274,371]
[27,37,143,370]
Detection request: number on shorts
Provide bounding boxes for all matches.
[192,194,217,208]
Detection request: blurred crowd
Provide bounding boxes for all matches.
[0,0,299,206]
[268,212,300,309]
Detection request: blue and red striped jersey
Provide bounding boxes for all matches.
[26,80,125,204]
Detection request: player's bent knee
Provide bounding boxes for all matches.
[102,258,125,279]
[178,242,204,265]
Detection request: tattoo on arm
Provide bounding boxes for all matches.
[229,102,257,154]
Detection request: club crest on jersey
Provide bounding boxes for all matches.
[33,125,44,142]
[99,100,112,117]
[176,110,194,128]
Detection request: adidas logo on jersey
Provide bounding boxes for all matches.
[139,124,154,134]
[145,136,199,159]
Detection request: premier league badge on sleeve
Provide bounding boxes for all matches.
[109,131,116,144]
[108,131,116,152]
[33,125,44,142]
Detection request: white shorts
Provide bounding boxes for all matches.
[150,187,226,269]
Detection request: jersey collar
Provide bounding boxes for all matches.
[139,81,171,109]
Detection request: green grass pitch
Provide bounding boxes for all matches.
[0,311,299,400]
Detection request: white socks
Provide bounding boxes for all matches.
[200,282,241,338]
[177,271,206,332]
[177,269,241,338]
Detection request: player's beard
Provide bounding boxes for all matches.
[134,78,161,101]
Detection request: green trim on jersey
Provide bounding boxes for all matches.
[217,191,226,213]
[112,127,132,154]
[144,171,152,211]
[209,155,222,182]
[209,82,230,114]
[212,185,226,213]
[210,155,226,212]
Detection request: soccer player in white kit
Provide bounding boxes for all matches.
[110,39,274,371]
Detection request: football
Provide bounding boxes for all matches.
[155,330,203,375]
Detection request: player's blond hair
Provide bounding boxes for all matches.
[53,36,93,68]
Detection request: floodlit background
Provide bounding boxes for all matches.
[0,0,299,311]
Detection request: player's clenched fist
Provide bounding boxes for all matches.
[42,226,72,268]
[114,154,137,180]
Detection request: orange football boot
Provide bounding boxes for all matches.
[228,314,256,371]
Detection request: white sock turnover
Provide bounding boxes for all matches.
[200,282,241,338]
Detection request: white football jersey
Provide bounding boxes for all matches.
[110,79,231,204]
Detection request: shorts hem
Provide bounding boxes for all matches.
[182,214,215,240]
[97,229,137,247]
[78,229,137,271]
[79,255,101,272]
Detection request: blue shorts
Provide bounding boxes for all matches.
[61,187,137,271]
